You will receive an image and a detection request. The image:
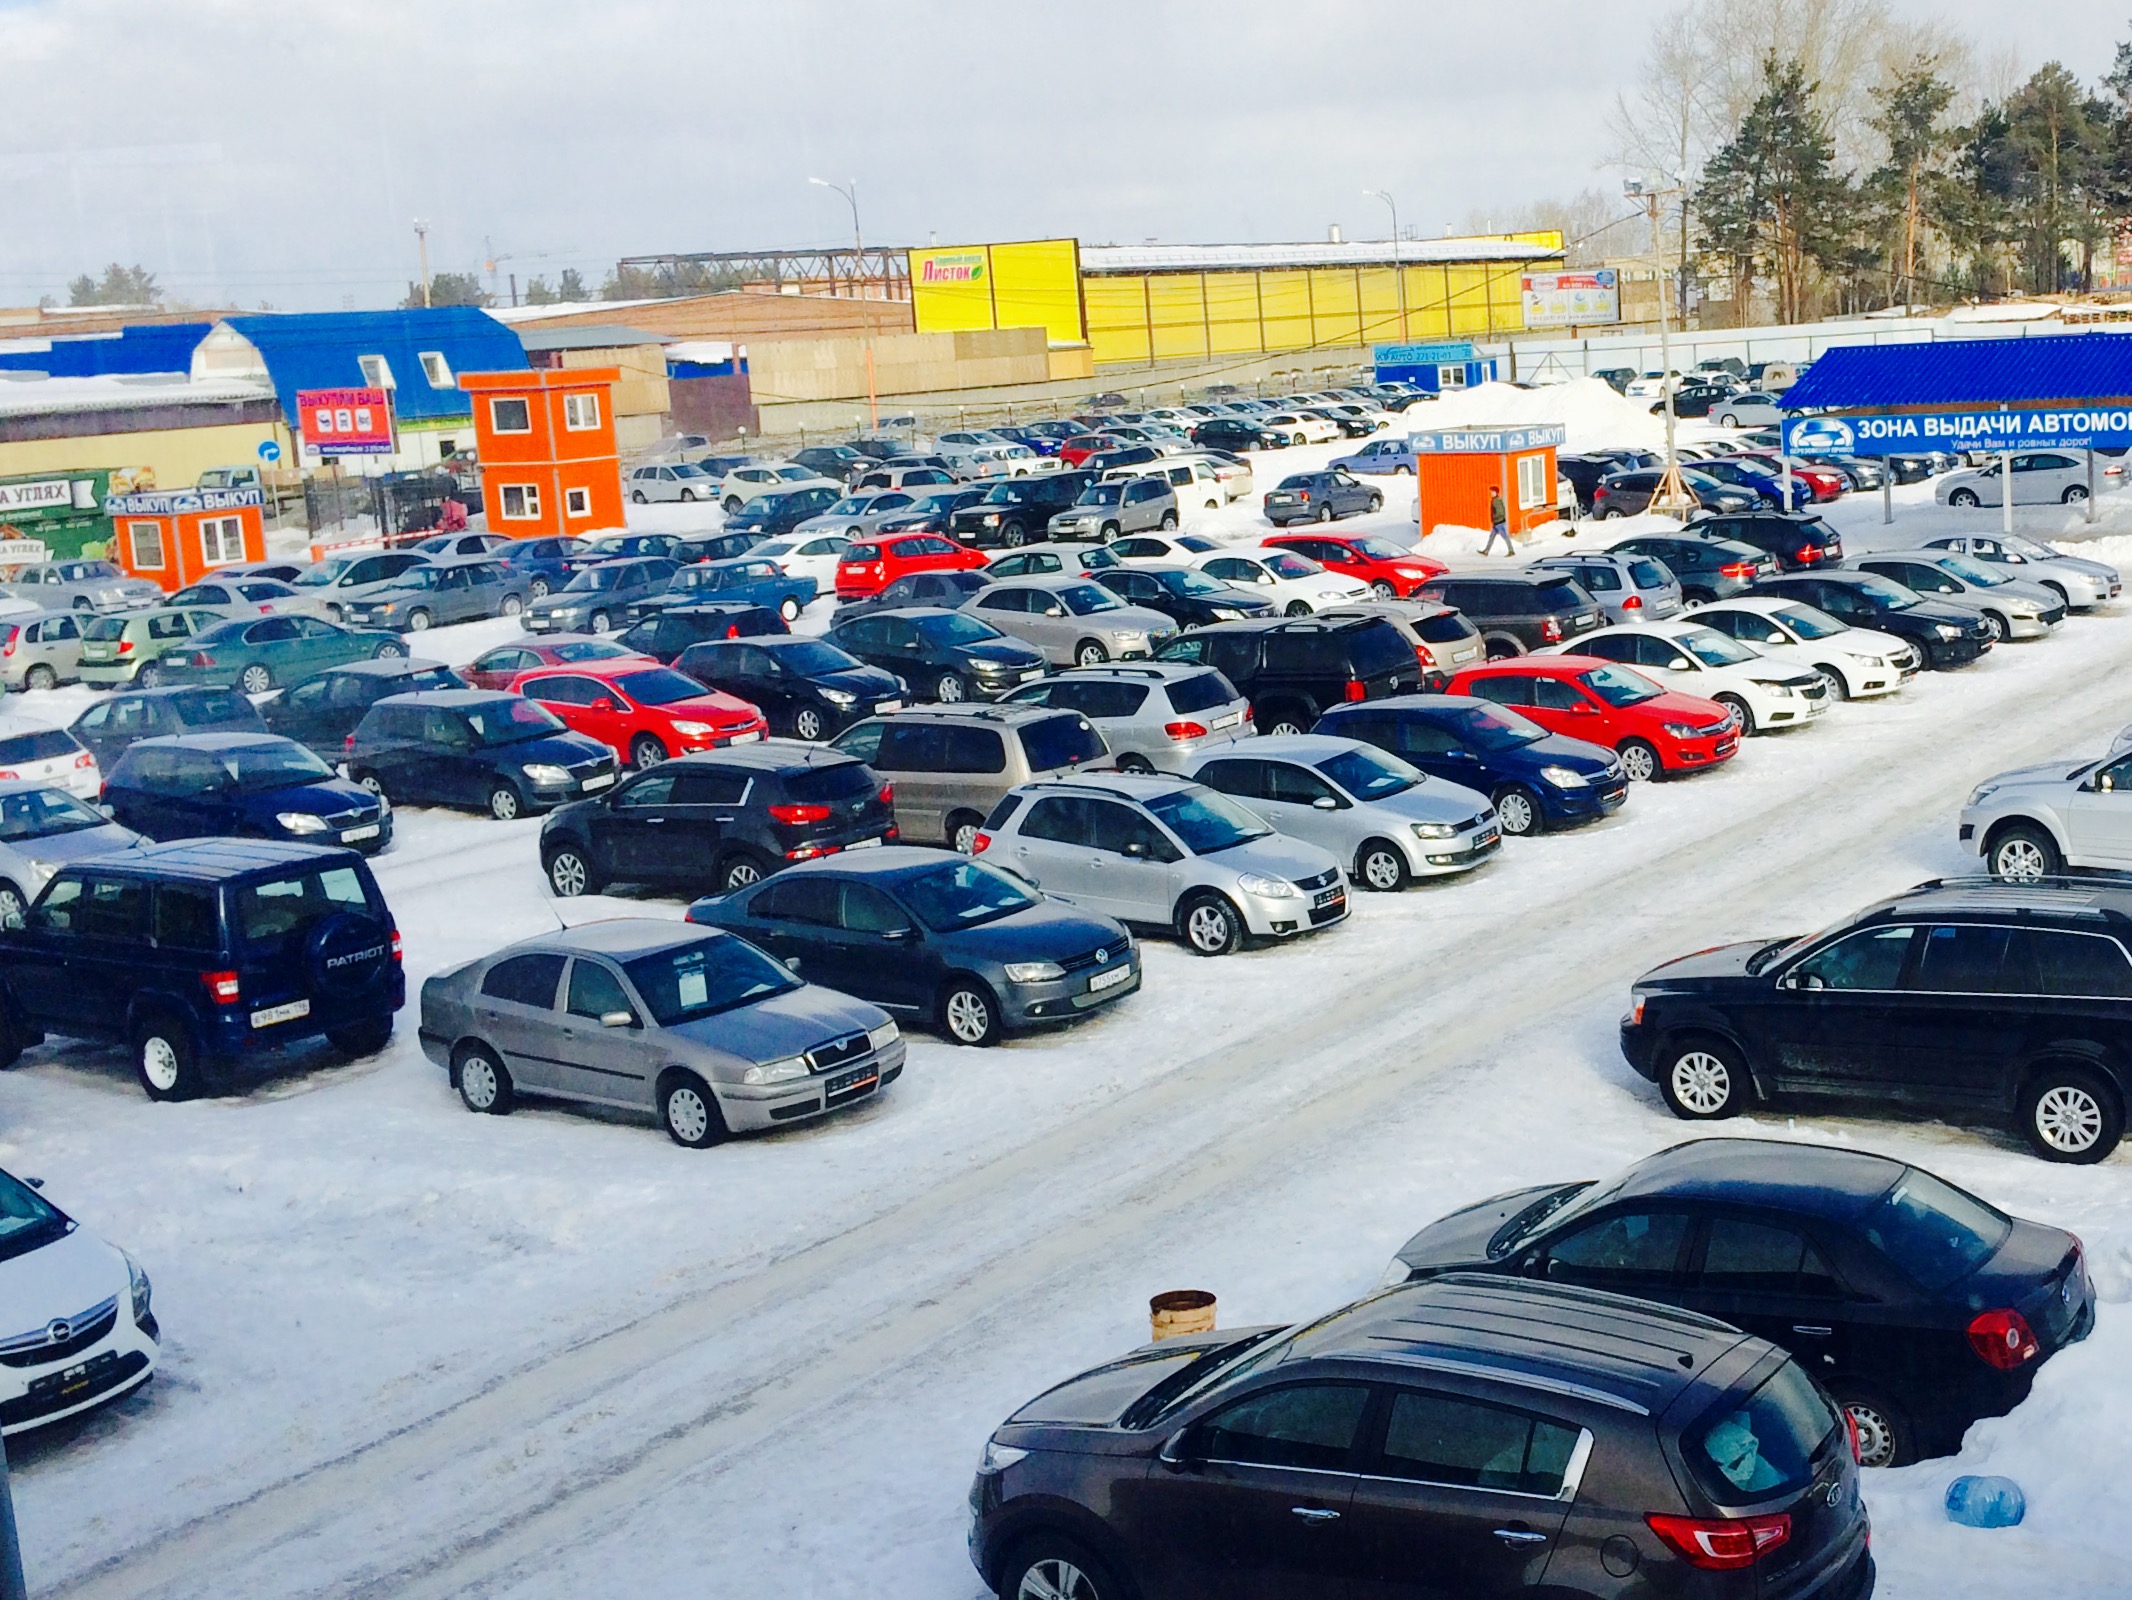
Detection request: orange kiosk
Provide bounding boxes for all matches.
[1410,423,1565,539]
[460,368,624,541]
[106,487,268,592]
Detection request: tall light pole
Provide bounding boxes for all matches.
[1626,180,1687,515]
[1363,189,1406,341]
[811,177,875,422]
[413,219,432,309]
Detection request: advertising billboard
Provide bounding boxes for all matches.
[1519,270,1620,329]
[908,238,1085,345]
[298,386,396,456]
[1783,407,2132,457]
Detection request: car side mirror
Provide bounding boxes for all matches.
[1311,795,1339,810]
[598,1009,637,1029]
[1123,839,1150,858]
[879,925,917,942]
[591,697,617,713]
[1158,1429,1202,1472]
[22,1176,41,1189]
[2100,774,2117,794]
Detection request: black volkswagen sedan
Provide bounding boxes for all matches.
[1384,1138,2092,1466]
[1093,564,1276,627]
[826,607,1045,704]
[1748,571,1993,668]
[674,636,903,741]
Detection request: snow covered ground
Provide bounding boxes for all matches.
[7,402,2132,1598]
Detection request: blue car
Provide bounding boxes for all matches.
[0,838,403,1100]
[1261,469,1384,527]
[1329,438,1421,475]
[1694,456,1815,511]
[645,556,816,623]
[1313,693,1627,838]
[490,535,588,599]
[103,733,393,854]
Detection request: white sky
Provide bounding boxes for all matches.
[0,0,2120,313]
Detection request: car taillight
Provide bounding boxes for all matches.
[1298,490,1312,502]
[390,930,403,962]
[1163,720,1209,741]
[768,802,834,824]
[1967,1308,2039,1370]
[201,970,242,1005]
[1541,617,1563,642]
[971,830,993,853]
[1646,1513,1791,1571]
[1845,1408,1863,1463]
[1797,544,1822,563]
[1720,561,1757,579]
[191,652,215,667]
[74,752,95,769]
[345,733,358,751]
[878,784,894,807]
[0,636,14,657]
[1412,642,1435,668]
[117,640,135,655]
[0,769,14,780]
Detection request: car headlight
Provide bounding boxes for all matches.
[276,812,330,834]
[669,720,714,736]
[1661,722,1703,739]
[376,603,396,613]
[867,1020,900,1052]
[1539,765,1587,788]
[820,687,857,706]
[1209,605,1244,619]
[1411,821,1458,839]
[1935,623,1962,639]
[979,1438,1029,1473]
[521,763,573,785]
[741,1055,810,1086]
[1759,680,1795,696]
[125,1251,152,1323]
[1237,871,1298,899]
[1003,960,1066,983]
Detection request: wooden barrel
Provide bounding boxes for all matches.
[1149,1289,1216,1342]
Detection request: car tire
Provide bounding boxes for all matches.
[0,880,22,925]
[1314,504,1333,524]
[545,845,598,897]
[723,497,744,514]
[1356,839,1407,891]
[1714,693,1754,735]
[780,597,803,623]
[1986,823,2060,882]
[487,783,524,821]
[2064,485,2090,504]
[137,661,164,688]
[406,608,433,632]
[947,810,984,855]
[529,577,551,599]
[1074,639,1109,667]
[325,603,346,623]
[501,594,524,617]
[1835,1390,1912,1470]
[659,1070,728,1148]
[792,706,826,740]
[1979,610,2008,643]
[238,664,273,694]
[23,664,55,692]
[1115,752,1153,774]
[374,640,407,659]
[1159,511,1178,531]
[1258,702,1310,737]
[1719,413,1738,428]
[589,609,612,634]
[1492,785,1542,837]
[632,491,648,504]
[1003,525,1028,548]
[998,1536,1124,1600]
[1179,891,1244,956]
[1657,1034,1747,1120]
[630,733,667,769]
[1396,463,1413,475]
[1483,635,1525,659]
[327,1015,393,1057]
[939,976,1001,1046]
[1617,738,1661,782]
[680,489,697,502]
[2019,1062,2123,1163]
[934,671,967,703]
[1366,494,1382,512]
[717,851,769,892]
[1099,522,1120,543]
[1812,664,1850,700]
[1283,600,1313,617]
[133,1013,202,1102]
[1949,488,1981,508]
[1370,579,1398,599]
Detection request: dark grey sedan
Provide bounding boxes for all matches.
[417,919,905,1146]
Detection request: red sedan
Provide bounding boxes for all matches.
[463,635,649,692]
[1261,531,1448,598]
[508,661,768,769]
[1737,452,1846,502]
[834,531,992,601]
[1446,655,1739,783]
[1057,435,1118,468]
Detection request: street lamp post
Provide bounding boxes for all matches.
[810,177,875,425]
[1364,189,1406,341]
[1626,180,1688,516]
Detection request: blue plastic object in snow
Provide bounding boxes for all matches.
[1944,1475,2025,1528]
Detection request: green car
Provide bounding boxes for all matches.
[78,607,232,689]
[160,614,406,694]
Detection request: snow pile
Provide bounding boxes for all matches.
[1412,377,1665,454]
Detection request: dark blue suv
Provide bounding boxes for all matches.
[1314,693,1628,837]
[103,734,392,853]
[0,839,403,1099]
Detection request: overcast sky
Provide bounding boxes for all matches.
[0,0,2121,314]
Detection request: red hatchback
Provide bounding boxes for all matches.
[463,635,649,692]
[1447,655,1739,783]
[1262,531,1449,598]
[1056,434,1116,468]
[509,661,768,769]
[834,531,992,601]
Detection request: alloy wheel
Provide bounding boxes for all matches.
[1360,847,1404,891]
[2034,1084,2105,1154]
[1669,1050,1733,1115]
[1017,1558,1100,1600]
[1186,902,1234,953]
[548,852,588,897]
[1993,838,2049,882]
[945,988,992,1043]
[722,857,763,890]
[1619,742,1658,782]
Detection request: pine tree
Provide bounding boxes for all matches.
[1868,58,1957,305]
[2000,63,2112,292]
[555,267,589,301]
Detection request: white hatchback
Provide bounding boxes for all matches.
[1683,596,1916,700]
[0,714,100,798]
[744,533,851,589]
[1187,548,1372,616]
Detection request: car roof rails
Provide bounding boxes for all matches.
[1898,873,2132,921]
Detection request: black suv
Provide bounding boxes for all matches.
[1606,532,1777,603]
[1695,512,1845,570]
[1414,572,1602,658]
[1188,416,1279,453]
[1748,571,1993,668]
[346,690,618,819]
[539,744,893,898]
[970,1275,1870,1600]
[826,607,1046,703]
[674,636,904,740]
[69,685,265,768]
[614,604,787,664]
[949,473,1097,548]
[1623,875,2132,1162]
[1094,565,1276,628]
[1156,615,1423,735]
[1386,1137,2092,1466]
[0,839,403,1100]
[1557,450,1656,512]
[260,658,466,755]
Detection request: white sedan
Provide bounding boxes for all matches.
[1551,620,1829,735]
[1683,596,1915,700]
[744,532,851,589]
[0,1163,160,1436]
[1188,547,1372,615]
[717,462,844,512]
[1258,411,1343,446]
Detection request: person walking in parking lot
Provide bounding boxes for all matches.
[1482,486,1513,556]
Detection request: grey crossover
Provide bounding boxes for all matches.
[832,704,1111,853]
[1047,477,1179,543]
[418,918,904,1146]
[1000,662,1253,774]
[962,574,1177,667]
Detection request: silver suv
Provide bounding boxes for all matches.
[1186,734,1498,890]
[1962,745,2132,879]
[979,772,1348,954]
[830,704,1111,853]
[1047,477,1178,543]
[998,662,1252,773]
[961,574,1177,667]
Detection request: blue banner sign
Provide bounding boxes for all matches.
[104,487,264,516]
[1407,424,1567,454]
[1375,341,1477,367]
[1783,408,2132,457]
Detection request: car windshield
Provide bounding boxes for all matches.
[1686,1363,1838,1505]
[1442,704,1546,750]
[1936,553,2007,587]
[0,1166,65,1261]
[1771,604,1845,640]
[1316,745,1420,800]
[612,668,708,706]
[550,639,632,664]
[624,935,799,1025]
[1079,484,1128,506]
[1159,569,1228,597]
[562,566,623,592]
[293,559,353,587]
[1854,576,1916,609]
[1349,537,1411,560]
[897,859,1040,931]
[1059,583,1121,616]
[1860,1168,2011,1289]
[770,640,861,675]
[0,787,108,841]
[1264,552,1323,580]
[1144,785,1270,854]
[222,741,336,790]
[1680,629,1758,668]
[916,612,1002,646]
[2002,534,2063,561]
[1124,1325,1294,1429]
[826,497,871,516]
[981,484,1029,504]
[1577,664,1663,707]
[466,697,567,744]
[1487,1181,1601,1256]
[83,615,130,642]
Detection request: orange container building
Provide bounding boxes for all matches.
[460,368,625,541]
[106,486,268,591]
[1409,423,1565,539]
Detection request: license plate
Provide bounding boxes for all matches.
[581,772,615,790]
[1312,888,1342,910]
[729,730,763,744]
[846,836,884,849]
[1019,669,1041,681]
[83,647,112,660]
[875,699,902,713]
[341,823,380,842]
[251,998,311,1029]
[1088,964,1134,993]
[1211,711,1243,729]
[1474,828,1499,848]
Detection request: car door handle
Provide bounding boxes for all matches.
[643,817,666,824]
[1792,1324,1835,1338]
[1289,1507,1340,1524]
[1493,1529,1549,1547]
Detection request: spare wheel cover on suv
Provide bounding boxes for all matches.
[306,910,394,996]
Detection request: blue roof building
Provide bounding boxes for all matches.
[1783,332,2132,410]
[0,321,214,379]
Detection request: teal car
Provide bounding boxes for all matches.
[160,614,406,694]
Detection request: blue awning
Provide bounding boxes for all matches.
[1782,333,2132,411]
